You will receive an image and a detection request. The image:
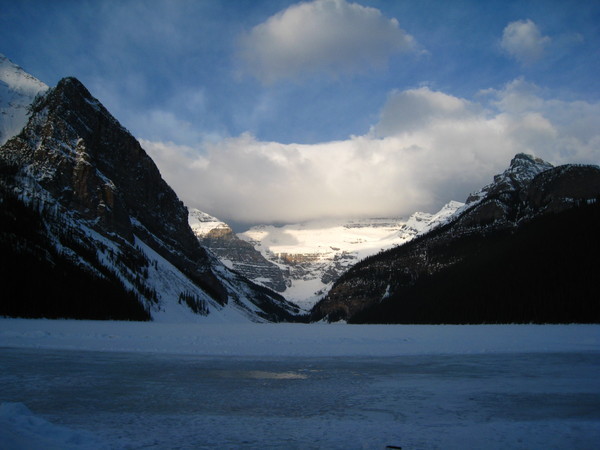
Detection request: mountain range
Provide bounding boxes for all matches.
[1,53,599,324]
[192,202,462,309]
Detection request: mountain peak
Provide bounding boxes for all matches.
[52,77,103,110]
[0,53,48,96]
[466,153,553,204]
[29,75,123,137]
[1,72,300,322]
[505,153,553,178]
[57,76,83,87]
[2,72,208,270]
[0,54,48,145]
[53,77,97,106]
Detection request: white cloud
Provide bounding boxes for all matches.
[501,19,551,65]
[237,0,417,83]
[370,87,481,136]
[482,78,600,164]
[142,81,600,226]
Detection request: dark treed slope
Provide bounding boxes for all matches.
[311,154,600,324]
[0,185,152,320]
[0,76,300,321]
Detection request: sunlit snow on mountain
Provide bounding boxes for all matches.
[192,201,462,309]
[0,54,47,145]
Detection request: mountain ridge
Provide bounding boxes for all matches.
[310,154,600,323]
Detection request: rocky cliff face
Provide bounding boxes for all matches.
[524,164,600,213]
[465,153,553,204]
[189,209,288,293]
[311,154,600,323]
[0,75,300,322]
[455,153,555,228]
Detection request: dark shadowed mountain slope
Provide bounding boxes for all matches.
[311,154,600,324]
[0,76,300,322]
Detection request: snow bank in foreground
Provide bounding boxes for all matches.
[0,402,106,450]
[1,318,598,357]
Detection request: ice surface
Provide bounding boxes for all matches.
[0,401,108,450]
[0,319,599,449]
[1,319,598,357]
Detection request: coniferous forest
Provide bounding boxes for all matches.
[349,200,600,324]
[0,184,151,321]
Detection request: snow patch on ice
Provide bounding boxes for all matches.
[0,402,107,450]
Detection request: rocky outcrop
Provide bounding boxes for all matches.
[189,209,288,293]
[460,153,555,226]
[524,164,600,213]
[465,153,553,204]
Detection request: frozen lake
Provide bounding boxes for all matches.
[1,320,599,448]
[1,347,599,449]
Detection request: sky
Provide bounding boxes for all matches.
[1,0,600,229]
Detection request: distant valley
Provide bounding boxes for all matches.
[191,202,462,309]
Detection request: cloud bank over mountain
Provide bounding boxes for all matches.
[144,78,600,225]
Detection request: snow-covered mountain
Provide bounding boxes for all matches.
[311,153,600,324]
[240,205,464,309]
[0,54,47,146]
[189,209,287,293]
[191,201,462,309]
[465,153,555,205]
[0,60,300,323]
